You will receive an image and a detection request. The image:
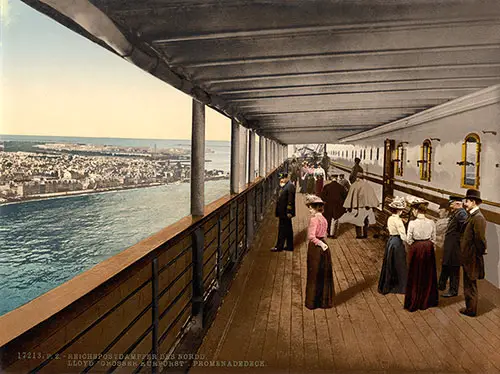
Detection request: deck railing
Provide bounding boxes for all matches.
[0,167,282,373]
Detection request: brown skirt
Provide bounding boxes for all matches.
[404,240,439,312]
[305,240,335,309]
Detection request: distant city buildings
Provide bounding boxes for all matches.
[0,143,229,203]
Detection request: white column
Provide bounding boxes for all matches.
[191,99,205,216]
[239,127,248,191]
[259,136,265,177]
[230,119,240,194]
[248,131,256,183]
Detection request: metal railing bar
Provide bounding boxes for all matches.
[203,235,217,252]
[158,245,192,275]
[158,263,193,301]
[203,265,216,286]
[159,280,192,321]
[28,277,152,373]
[106,325,154,374]
[202,245,218,267]
[82,302,153,373]
[157,301,192,347]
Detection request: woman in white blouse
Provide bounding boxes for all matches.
[404,200,439,312]
[378,197,408,294]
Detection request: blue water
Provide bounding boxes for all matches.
[0,135,231,316]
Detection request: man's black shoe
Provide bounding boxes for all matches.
[459,308,476,317]
[284,247,294,251]
[441,292,458,298]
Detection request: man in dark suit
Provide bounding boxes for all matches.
[320,174,347,238]
[438,195,467,297]
[349,158,363,184]
[460,189,487,317]
[271,173,296,252]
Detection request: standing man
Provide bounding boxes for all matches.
[349,157,363,184]
[321,153,331,181]
[320,174,348,238]
[337,174,350,192]
[271,172,296,252]
[460,189,487,317]
[438,196,467,297]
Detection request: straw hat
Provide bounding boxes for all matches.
[305,194,325,205]
[405,196,426,206]
[389,196,406,210]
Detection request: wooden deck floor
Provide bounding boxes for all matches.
[191,193,500,374]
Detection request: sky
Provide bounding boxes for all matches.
[0,0,231,141]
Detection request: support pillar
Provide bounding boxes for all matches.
[230,119,240,194]
[191,99,205,217]
[248,130,256,183]
[259,136,265,177]
[239,127,248,192]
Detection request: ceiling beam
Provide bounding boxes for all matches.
[177,44,500,68]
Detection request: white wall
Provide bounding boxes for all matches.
[327,85,500,287]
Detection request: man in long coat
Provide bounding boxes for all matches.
[460,189,487,317]
[320,175,348,238]
[341,172,379,238]
[337,173,350,192]
[271,173,296,252]
[438,196,467,297]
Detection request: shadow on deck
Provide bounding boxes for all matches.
[191,193,500,374]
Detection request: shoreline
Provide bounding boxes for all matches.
[0,176,229,207]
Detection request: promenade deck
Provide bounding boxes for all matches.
[191,192,500,374]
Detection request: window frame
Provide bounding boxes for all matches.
[418,139,432,181]
[460,133,481,189]
[394,142,405,177]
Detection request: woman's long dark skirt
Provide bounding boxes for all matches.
[306,176,315,194]
[378,235,408,294]
[404,240,439,312]
[305,240,334,309]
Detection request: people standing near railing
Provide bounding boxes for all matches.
[378,196,408,295]
[320,174,347,238]
[305,164,315,194]
[304,194,334,309]
[314,163,326,195]
[321,153,331,181]
[460,189,487,317]
[289,158,299,187]
[349,157,363,184]
[404,200,438,312]
[438,196,467,298]
[299,161,308,193]
[271,173,296,252]
[340,171,379,239]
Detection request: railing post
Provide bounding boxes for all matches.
[151,258,159,373]
[191,227,204,330]
[246,191,254,251]
[235,201,239,260]
[216,216,222,287]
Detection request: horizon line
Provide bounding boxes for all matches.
[0,134,231,142]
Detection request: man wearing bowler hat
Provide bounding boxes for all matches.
[460,189,487,317]
[438,195,467,297]
[271,172,296,252]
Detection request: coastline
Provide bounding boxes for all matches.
[0,176,229,207]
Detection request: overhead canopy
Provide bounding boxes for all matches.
[24,0,500,144]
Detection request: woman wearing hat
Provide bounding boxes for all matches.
[378,196,408,295]
[304,194,334,309]
[404,200,439,312]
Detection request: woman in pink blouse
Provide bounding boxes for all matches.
[305,194,335,309]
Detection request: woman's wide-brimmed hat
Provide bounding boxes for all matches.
[405,196,428,206]
[465,189,482,203]
[305,194,325,205]
[389,196,406,210]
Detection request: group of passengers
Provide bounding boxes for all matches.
[272,158,487,317]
